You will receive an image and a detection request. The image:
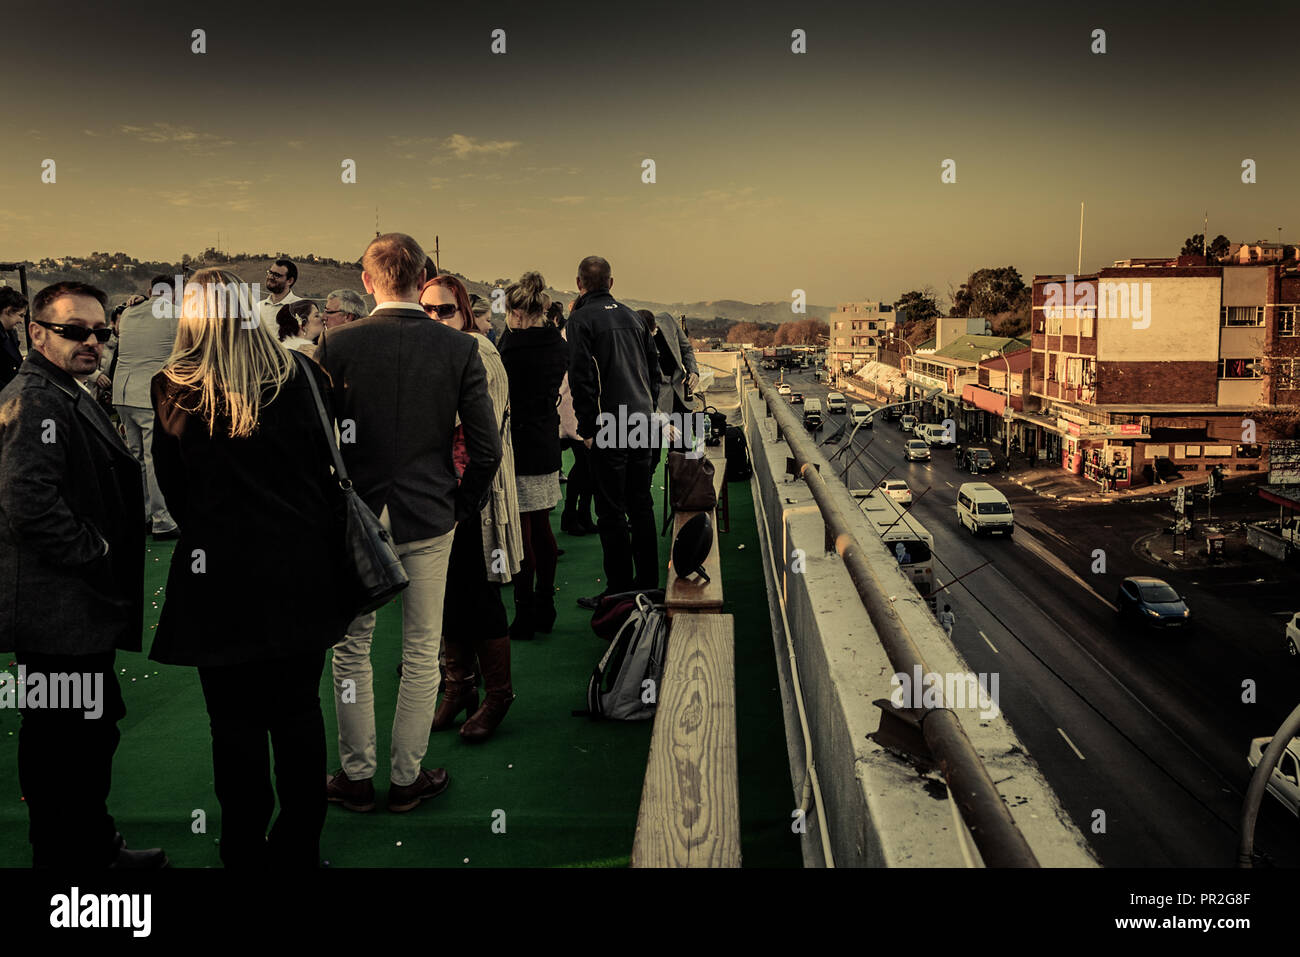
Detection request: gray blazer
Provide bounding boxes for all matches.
[111,297,178,408]
[653,311,698,414]
[314,306,501,544]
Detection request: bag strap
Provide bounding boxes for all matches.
[291,350,350,488]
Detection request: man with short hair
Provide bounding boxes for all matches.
[567,256,662,607]
[322,288,368,329]
[0,285,27,391]
[0,281,166,868]
[316,233,501,813]
[112,275,179,539]
[253,258,302,332]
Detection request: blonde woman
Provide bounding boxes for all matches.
[496,271,568,640]
[419,273,523,742]
[149,268,352,867]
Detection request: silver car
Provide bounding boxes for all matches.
[904,439,931,462]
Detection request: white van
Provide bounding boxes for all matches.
[916,423,951,446]
[956,482,1014,536]
[900,413,918,433]
[826,392,847,414]
[850,403,872,427]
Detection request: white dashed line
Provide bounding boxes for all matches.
[945,481,954,488]
[979,630,998,653]
[1057,727,1086,760]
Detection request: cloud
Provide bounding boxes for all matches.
[550,196,587,205]
[155,176,255,213]
[117,123,236,154]
[445,133,520,158]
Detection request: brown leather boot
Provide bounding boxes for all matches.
[431,633,479,731]
[460,636,513,743]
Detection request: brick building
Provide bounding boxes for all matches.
[830,300,895,372]
[1025,258,1300,488]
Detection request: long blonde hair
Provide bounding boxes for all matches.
[162,267,295,437]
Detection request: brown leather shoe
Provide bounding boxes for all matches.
[326,769,376,813]
[431,634,478,731]
[460,636,514,743]
[388,767,450,812]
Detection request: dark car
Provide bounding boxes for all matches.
[790,391,804,405]
[1116,576,1190,629]
[964,447,995,473]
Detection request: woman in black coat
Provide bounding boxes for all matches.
[496,271,569,640]
[150,267,352,869]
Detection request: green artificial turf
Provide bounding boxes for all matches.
[0,451,799,868]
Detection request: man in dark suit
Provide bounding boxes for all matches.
[0,281,165,868]
[0,286,25,391]
[568,257,662,606]
[315,233,501,814]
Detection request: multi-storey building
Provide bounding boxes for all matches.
[830,300,895,372]
[1026,257,1300,489]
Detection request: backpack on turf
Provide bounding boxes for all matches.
[583,594,668,721]
[725,425,752,482]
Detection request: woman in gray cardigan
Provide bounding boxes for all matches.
[420,274,523,742]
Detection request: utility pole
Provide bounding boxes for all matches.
[1077,202,1085,275]
[434,235,440,272]
[375,207,380,239]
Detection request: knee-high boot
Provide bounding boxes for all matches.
[460,637,513,743]
[431,633,479,731]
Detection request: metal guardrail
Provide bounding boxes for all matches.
[743,351,1040,868]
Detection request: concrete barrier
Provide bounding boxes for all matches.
[743,386,1096,867]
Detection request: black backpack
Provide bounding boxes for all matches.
[725,425,752,482]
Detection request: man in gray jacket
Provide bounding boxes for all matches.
[112,275,178,538]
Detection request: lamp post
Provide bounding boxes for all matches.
[891,335,915,402]
[988,346,1012,460]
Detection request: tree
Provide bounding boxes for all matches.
[950,266,1028,318]
[894,290,940,327]
[1180,233,1231,259]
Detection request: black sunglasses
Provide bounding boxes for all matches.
[35,320,112,343]
[423,303,458,320]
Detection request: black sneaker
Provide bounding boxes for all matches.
[576,593,606,611]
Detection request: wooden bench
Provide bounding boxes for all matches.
[664,443,728,618]
[630,613,741,867]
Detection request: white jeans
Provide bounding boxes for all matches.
[116,405,176,532]
[332,512,455,787]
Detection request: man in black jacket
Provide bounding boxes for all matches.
[0,286,25,392]
[567,256,662,605]
[0,281,165,868]
[315,233,501,814]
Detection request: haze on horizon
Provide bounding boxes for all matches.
[0,0,1294,308]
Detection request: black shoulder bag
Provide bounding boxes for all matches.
[292,351,410,617]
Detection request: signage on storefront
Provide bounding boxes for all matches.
[1117,423,1141,435]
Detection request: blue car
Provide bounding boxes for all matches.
[1116,576,1190,629]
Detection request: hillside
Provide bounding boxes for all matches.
[9,254,833,325]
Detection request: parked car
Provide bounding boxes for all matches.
[790,391,804,405]
[956,482,1014,536]
[963,447,995,473]
[904,439,931,462]
[878,479,913,506]
[900,413,918,433]
[1286,612,1300,657]
[777,382,792,396]
[1247,735,1300,817]
[1115,576,1190,628]
[826,392,847,414]
[850,403,873,428]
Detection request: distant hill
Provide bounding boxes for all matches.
[11,254,833,325]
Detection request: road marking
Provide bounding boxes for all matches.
[979,630,998,653]
[945,481,954,488]
[1057,727,1086,760]
[1014,526,1118,611]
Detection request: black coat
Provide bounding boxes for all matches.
[0,351,145,656]
[147,358,353,667]
[566,289,661,441]
[0,328,21,393]
[498,325,567,476]
[313,306,501,543]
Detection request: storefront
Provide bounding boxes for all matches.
[1083,444,1133,490]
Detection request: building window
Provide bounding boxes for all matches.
[1274,358,1300,390]
[1081,314,1094,337]
[1217,357,1263,379]
[1046,314,1063,335]
[1279,306,1298,337]
[1221,306,1265,327]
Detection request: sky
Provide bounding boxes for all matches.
[0,0,1295,307]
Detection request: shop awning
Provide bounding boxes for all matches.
[961,384,1021,416]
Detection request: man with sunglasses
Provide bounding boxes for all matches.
[0,281,166,868]
[253,258,303,332]
[322,288,368,329]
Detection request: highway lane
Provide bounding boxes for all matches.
[778,368,1300,865]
